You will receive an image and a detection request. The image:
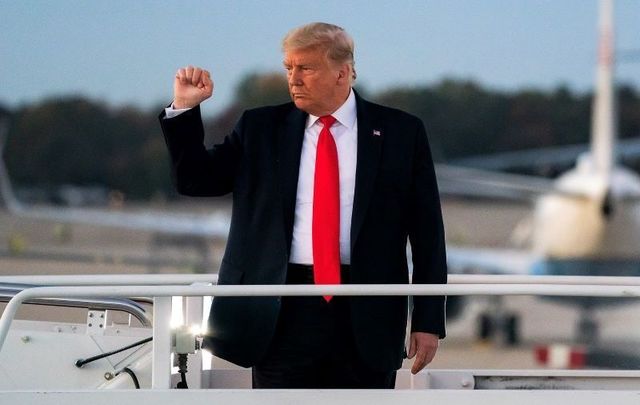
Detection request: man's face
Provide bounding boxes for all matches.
[283,46,349,116]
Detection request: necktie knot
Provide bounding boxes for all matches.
[319,115,336,128]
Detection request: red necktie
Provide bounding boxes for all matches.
[313,115,340,302]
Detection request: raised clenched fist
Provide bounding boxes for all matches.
[173,66,214,109]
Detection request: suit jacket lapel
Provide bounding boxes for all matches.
[277,106,307,252]
[351,94,383,252]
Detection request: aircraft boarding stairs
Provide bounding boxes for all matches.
[1,274,640,404]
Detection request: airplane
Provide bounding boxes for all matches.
[436,0,640,350]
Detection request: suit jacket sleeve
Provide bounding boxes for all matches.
[408,120,447,338]
[159,105,243,197]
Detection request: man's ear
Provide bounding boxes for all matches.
[336,64,350,84]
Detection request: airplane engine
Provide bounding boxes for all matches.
[532,194,605,258]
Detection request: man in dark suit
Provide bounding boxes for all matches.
[160,22,446,389]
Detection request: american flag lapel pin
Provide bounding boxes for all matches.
[372,129,382,137]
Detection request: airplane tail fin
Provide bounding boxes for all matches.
[0,117,24,213]
[589,0,616,186]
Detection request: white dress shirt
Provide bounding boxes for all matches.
[165,89,358,264]
[289,89,357,265]
[164,105,190,118]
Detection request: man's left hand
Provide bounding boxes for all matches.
[407,332,439,374]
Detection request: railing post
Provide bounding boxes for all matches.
[184,284,205,389]
[152,296,172,389]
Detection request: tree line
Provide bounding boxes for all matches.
[2,73,639,201]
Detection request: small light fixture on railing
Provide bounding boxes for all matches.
[171,324,202,389]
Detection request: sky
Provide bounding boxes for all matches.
[2,0,639,117]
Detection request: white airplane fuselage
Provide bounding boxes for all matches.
[531,163,640,275]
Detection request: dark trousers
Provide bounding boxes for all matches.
[252,264,397,389]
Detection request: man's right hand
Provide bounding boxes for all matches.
[173,66,214,109]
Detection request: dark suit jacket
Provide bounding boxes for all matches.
[159,92,447,372]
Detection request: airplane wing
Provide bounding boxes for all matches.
[0,124,229,238]
[448,136,640,172]
[435,164,556,201]
[6,203,230,237]
[435,164,587,201]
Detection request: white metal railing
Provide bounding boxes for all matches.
[0,274,219,286]
[4,273,640,286]
[2,275,640,388]
[0,285,152,326]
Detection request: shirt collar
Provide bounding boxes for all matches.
[306,88,357,130]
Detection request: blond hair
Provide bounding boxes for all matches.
[282,22,356,81]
